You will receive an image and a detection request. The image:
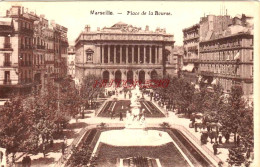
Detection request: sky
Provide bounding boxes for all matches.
[0,1,258,46]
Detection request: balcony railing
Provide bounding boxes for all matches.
[4,61,11,67]
[4,43,12,48]
[21,28,34,34]
[37,45,45,50]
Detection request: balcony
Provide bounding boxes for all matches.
[37,45,45,50]
[4,79,11,85]
[21,28,34,34]
[4,43,12,48]
[4,61,11,67]
[200,71,215,76]
[25,45,33,49]
[183,58,198,63]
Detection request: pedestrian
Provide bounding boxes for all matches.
[200,133,205,145]
[42,144,46,157]
[124,92,126,99]
[0,151,3,163]
[50,136,54,148]
[194,123,198,132]
[246,147,250,159]
[213,142,218,155]
[64,136,67,146]
[120,112,123,121]
[81,111,85,119]
[225,133,230,143]
[22,157,26,167]
[111,111,114,119]
[207,125,210,132]
[61,142,66,155]
[215,132,218,143]
[27,156,31,167]
[219,135,223,144]
[237,135,240,146]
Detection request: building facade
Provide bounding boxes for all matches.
[67,45,75,78]
[75,22,176,85]
[182,24,200,83]
[199,29,253,98]
[0,6,68,97]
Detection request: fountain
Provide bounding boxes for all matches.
[125,85,146,129]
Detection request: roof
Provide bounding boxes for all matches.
[182,23,200,32]
[200,31,252,44]
[112,21,128,28]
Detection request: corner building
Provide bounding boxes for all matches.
[75,22,176,85]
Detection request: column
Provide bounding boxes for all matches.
[126,46,128,64]
[120,45,122,64]
[132,45,134,64]
[159,46,163,64]
[149,46,152,64]
[108,45,110,64]
[138,45,140,64]
[155,46,157,64]
[101,45,104,64]
[114,45,116,64]
[144,45,146,64]
[96,45,101,64]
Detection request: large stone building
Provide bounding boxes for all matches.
[0,6,68,97]
[75,22,176,85]
[199,14,253,99]
[182,24,200,83]
[182,15,233,84]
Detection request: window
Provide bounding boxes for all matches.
[86,49,94,62]
[251,65,253,77]
[250,50,253,61]
[4,53,11,66]
[4,71,10,83]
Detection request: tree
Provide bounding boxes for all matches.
[59,78,82,118]
[68,144,97,167]
[217,85,253,166]
[0,96,31,164]
[80,75,104,108]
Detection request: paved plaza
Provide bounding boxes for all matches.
[14,90,232,167]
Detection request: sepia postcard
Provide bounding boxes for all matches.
[0,1,259,167]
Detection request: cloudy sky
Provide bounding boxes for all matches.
[0,1,258,46]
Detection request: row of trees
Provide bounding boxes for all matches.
[0,75,103,165]
[152,76,253,166]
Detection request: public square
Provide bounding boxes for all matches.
[0,2,256,167]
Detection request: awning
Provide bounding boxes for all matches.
[211,79,217,85]
[182,64,194,72]
[234,52,240,60]
[0,18,12,26]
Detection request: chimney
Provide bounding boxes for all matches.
[163,28,166,33]
[145,25,149,31]
[6,10,10,16]
[85,25,91,32]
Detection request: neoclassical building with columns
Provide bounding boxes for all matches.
[75,22,176,85]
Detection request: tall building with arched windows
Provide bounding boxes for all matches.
[75,22,176,85]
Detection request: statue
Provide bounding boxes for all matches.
[125,86,145,129]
